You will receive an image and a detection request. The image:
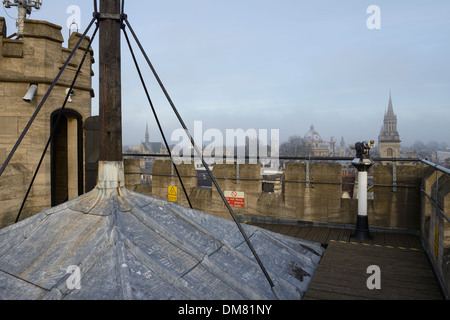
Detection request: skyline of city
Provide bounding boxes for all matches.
[2,1,449,148]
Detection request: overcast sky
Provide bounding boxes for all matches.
[3,1,449,148]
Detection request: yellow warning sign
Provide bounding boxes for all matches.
[168,186,178,202]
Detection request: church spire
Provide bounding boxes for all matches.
[387,91,394,116]
[378,91,401,158]
[145,122,149,143]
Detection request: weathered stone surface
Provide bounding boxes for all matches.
[0,18,93,228]
[22,19,64,43]
[127,160,425,231]
[2,39,23,58]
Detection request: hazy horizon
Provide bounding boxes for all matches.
[2,1,449,148]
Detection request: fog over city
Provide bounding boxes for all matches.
[4,1,449,149]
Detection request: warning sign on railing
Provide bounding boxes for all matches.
[224,191,245,208]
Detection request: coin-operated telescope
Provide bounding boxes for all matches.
[349,140,375,241]
[350,140,375,171]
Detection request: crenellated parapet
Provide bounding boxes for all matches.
[0,16,94,227]
[0,17,94,100]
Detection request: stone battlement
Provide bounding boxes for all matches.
[0,17,94,226]
[125,160,425,230]
[0,17,94,94]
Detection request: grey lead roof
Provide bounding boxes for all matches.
[0,162,323,300]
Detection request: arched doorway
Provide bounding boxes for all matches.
[51,109,83,207]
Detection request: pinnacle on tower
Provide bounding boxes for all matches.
[145,122,149,143]
[387,92,395,116]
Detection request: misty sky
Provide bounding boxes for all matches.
[2,1,449,148]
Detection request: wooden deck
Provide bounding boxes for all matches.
[250,223,443,300]
[250,223,422,249]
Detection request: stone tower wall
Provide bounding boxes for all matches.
[0,17,94,227]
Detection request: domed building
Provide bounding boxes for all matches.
[304,125,333,157]
[304,125,322,144]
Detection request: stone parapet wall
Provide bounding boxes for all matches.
[125,159,425,232]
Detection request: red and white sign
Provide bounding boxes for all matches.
[224,191,245,208]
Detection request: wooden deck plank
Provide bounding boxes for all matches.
[316,227,331,244]
[306,227,321,243]
[248,222,442,299]
[304,287,372,300]
[335,228,352,242]
[407,233,423,249]
[295,226,312,240]
[251,223,423,249]
[325,228,342,244]
[284,225,300,237]
[290,225,307,239]
[272,225,292,236]
[371,232,385,246]
[315,264,439,291]
[304,241,442,300]
[395,233,412,249]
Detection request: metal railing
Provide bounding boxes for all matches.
[123,153,425,191]
[123,153,450,228]
[420,159,450,223]
[418,159,450,300]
